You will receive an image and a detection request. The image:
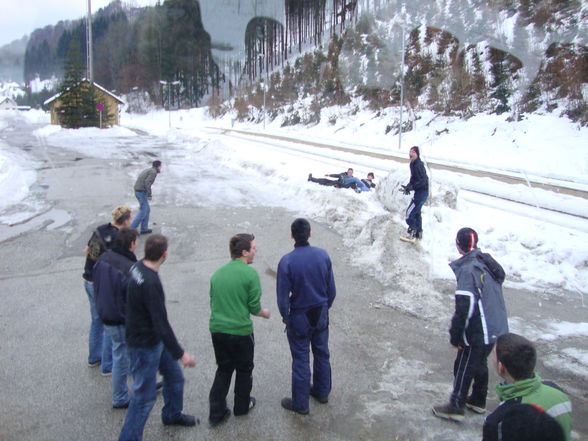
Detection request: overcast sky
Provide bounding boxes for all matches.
[0,0,155,47]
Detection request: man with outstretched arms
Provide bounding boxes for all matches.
[118,234,197,441]
[277,218,336,415]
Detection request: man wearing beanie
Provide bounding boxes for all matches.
[433,227,509,422]
[400,146,428,241]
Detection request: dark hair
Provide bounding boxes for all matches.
[291,218,311,244]
[499,404,565,441]
[367,172,375,178]
[115,228,139,250]
[347,168,354,173]
[496,333,537,380]
[144,234,168,261]
[410,146,420,157]
[152,160,162,168]
[456,227,478,253]
[229,233,255,259]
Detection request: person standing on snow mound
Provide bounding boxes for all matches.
[432,227,509,422]
[400,146,428,241]
[131,160,162,235]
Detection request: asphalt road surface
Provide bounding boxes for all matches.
[0,116,585,441]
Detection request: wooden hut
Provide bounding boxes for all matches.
[44,80,125,127]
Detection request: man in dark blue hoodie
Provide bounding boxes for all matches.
[400,146,429,241]
[93,228,138,408]
[277,218,336,415]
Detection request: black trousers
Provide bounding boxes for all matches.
[450,343,494,408]
[209,332,254,422]
[309,177,340,186]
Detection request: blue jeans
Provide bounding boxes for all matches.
[84,280,113,371]
[342,177,369,192]
[406,189,428,233]
[131,191,150,232]
[119,343,185,441]
[104,324,130,406]
[287,306,331,411]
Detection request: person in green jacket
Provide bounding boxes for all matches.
[482,333,573,441]
[208,233,270,428]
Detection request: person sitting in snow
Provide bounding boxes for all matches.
[308,168,370,192]
[361,172,376,190]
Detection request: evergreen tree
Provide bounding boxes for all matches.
[56,37,99,128]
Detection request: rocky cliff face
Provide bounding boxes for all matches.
[338,0,587,123]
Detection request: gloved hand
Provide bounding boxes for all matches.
[400,185,411,195]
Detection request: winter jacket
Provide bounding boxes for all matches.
[133,167,158,197]
[483,374,572,441]
[482,403,565,441]
[92,245,137,326]
[449,248,508,347]
[125,261,184,360]
[361,179,376,189]
[82,223,120,282]
[406,157,428,192]
[277,243,336,319]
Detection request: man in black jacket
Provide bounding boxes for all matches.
[82,205,132,374]
[118,234,197,441]
[400,146,428,241]
[93,228,138,409]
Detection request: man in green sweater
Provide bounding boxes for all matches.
[482,332,573,441]
[208,233,270,427]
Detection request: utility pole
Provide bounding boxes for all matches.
[160,80,181,128]
[398,19,406,151]
[86,0,93,82]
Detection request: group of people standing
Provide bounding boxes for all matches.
[83,186,336,441]
[81,156,573,441]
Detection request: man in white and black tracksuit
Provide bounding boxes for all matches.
[432,227,509,422]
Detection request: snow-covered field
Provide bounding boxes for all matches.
[1,107,587,298]
[1,108,587,362]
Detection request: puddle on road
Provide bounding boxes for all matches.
[0,208,72,242]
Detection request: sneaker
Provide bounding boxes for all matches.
[208,408,231,428]
[235,397,256,416]
[113,402,129,409]
[465,397,486,414]
[162,413,199,426]
[101,371,112,377]
[140,229,153,235]
[310,391,328,404]
[353,187,361,193]
[281,397,309,415]
[87,360,100,368]
[432,403,465,422]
